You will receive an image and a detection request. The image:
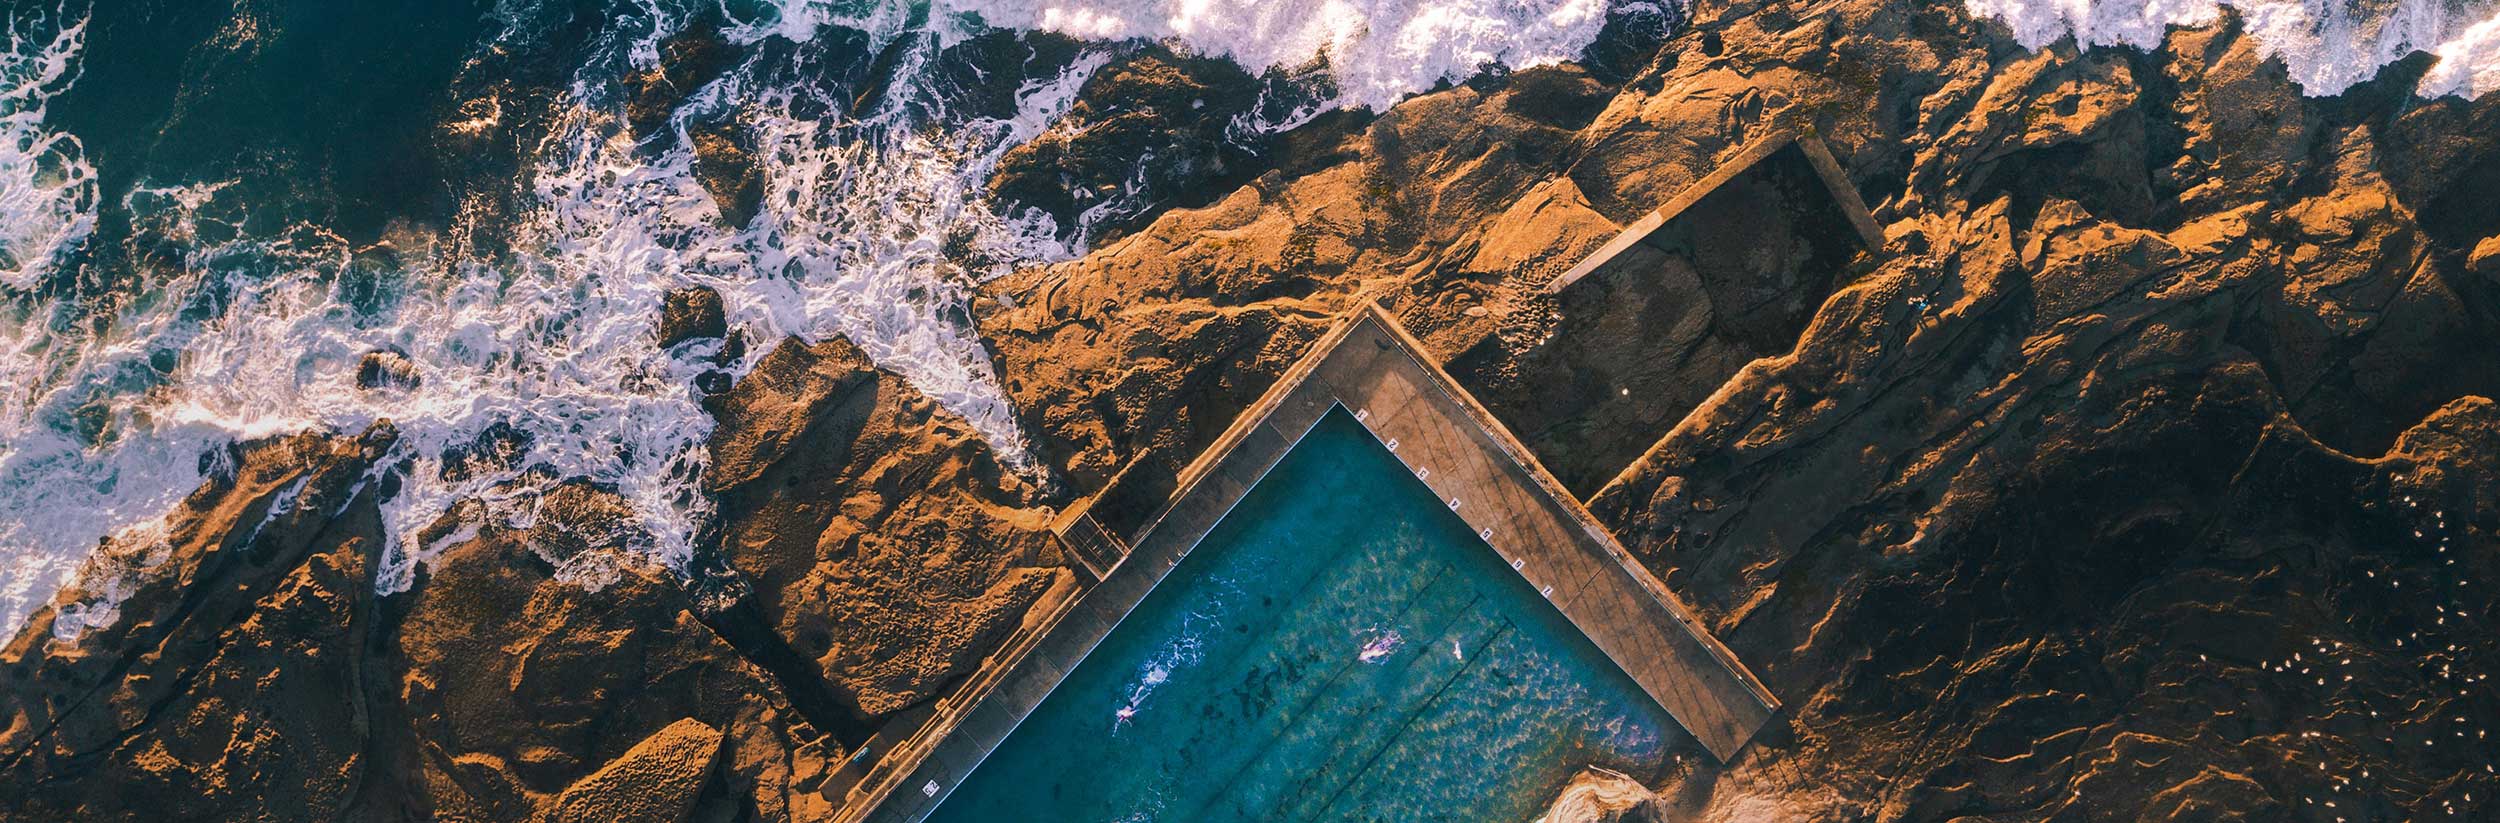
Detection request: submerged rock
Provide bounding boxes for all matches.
[617,18,762,229]
[657,285,728,350]
[689,126,765,229]
[624,21,738,142]
[356,347,423,391]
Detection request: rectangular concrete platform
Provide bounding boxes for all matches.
[1546,127,1884,294]
[836,304,1779,823]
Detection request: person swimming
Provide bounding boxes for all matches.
[1358,631,1403,662]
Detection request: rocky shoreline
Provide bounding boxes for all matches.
[8,0,2500,820]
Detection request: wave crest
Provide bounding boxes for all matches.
[1966,0,2500,99]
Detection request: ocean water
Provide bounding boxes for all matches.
[924,409,1679,823]
[0,0,2490,643]
[0,0,1656,643]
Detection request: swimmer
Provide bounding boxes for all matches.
[1358,631,1403,662]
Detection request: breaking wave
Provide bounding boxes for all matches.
[940,0,1614,111]
[12,0,2475,643]
[0,1,1108,639]
[744,0,1616,110]
[1967,0,2500,98]
[0,6,90,292]
[0,3,111,638]
[0,0,1640,640]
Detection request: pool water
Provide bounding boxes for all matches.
[925,409,1679,823]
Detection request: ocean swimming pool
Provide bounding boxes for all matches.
[924,408,1679,823]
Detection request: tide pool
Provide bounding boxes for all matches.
[926,408,1678,823]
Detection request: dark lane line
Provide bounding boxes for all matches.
[1297,616,1522,822]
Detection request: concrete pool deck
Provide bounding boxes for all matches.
[837,303,1779,823]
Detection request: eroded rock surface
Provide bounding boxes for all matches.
[705,337,1069,718]
[0,332,1064,820]
[979,59,1664,533]
[2,428,395,820]
[547,717,723,823]
[8,0,2500,820]
[1536,768,1672,823]
[975,1,2500,820]
[990,45,1266,242]
[657,285,728,349]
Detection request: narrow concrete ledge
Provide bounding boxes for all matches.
[1547,126,1883,294]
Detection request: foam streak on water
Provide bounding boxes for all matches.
[0,3,1118,639]
[0,0,1658,641]
[941,0,1613,111]
[1967,0,2500,98]
[0,4,121,638]
[0,4,90,292]
[14,0,2480,645]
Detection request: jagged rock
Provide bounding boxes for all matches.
[624,22,737,141]
[2473,234,2500,276]
[1536,769,1670,823]
[689,126,764,229]
[357,347,423,391]
[702,337,879,492]
[979,58,1637,532]
[0,428,396,820]
[0,430,841,822]
[657,286,728,350]
[389,486,838,821]
[705,337,1070,718]
[547,718,723,823]
[988,45,1266,242]
[15,1,2500,820]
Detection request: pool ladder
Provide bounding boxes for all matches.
[1051,505,1129,581]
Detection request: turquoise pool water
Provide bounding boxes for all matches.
[925,409,1678,823]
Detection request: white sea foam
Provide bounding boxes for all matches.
[738,0,1619,111]
[2420,5,2500,96]
[0,4,1113,638]
[942,0,1613,111]
[0,6,94,291]
[15,0,2481,647]
[1966,0,2500,98]
[2,0,1632,639]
